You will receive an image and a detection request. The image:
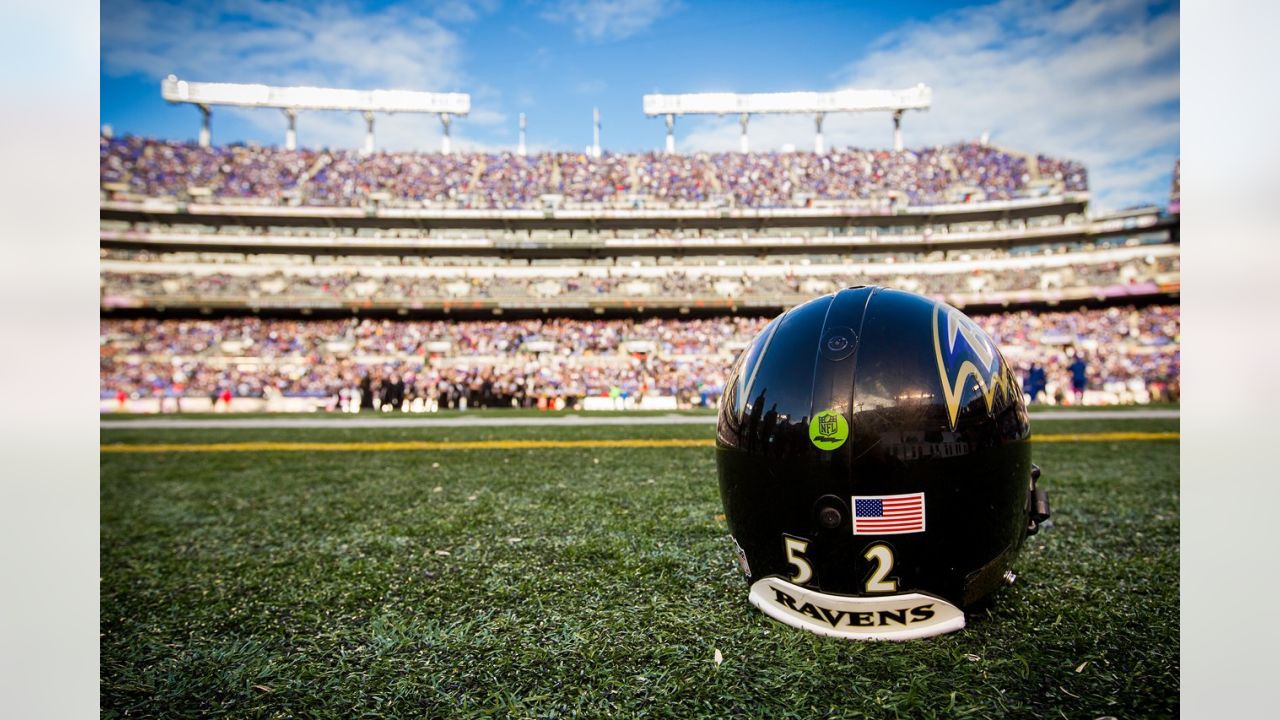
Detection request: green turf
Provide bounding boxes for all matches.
[101,420,1179,718]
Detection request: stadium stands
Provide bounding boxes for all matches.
[100,305,1179,410]
[101,136,1088,209]
[99,135,1177,411]
[99,245,1180,311]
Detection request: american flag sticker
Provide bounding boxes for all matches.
[852,493,926,535]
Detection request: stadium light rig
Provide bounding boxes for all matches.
[161,75,471,154]
[642,85,931,154]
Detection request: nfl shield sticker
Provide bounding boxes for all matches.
[809,409,849,451]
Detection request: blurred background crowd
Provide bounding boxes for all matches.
[101,137,1088,209]
[101,305,1179,409]
[99,135,1177,412]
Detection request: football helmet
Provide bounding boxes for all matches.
[716,286,1050,640]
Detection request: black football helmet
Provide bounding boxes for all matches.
[716,286,1050,640]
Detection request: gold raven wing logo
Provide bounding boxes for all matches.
[931,302,1011,429]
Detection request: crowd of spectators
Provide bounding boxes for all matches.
[99,253,1178,306]
[990,304,1180,403]
[100,315,749,408]
[102,316,756,363]
[101,136,1088,209]
[101,305,1179,408]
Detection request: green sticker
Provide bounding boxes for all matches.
[809,409,849,451]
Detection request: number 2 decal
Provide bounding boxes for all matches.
[862,543,898,592]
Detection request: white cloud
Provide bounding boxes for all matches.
[101,0,506,151]
[542,0,680,42]
[680,0,1180,211]
[432,0,501,24]
[468,108,509,127]
[574,79,609,95]
[103,1,463,90]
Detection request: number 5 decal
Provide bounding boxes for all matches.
[783,535,813,584]
[863,543,898,592]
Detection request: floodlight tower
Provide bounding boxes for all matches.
[197,104,211,147]
[643,85,931,155]
[284,109,298,150]
[592,108,601,159]
[362,112,376,155]
[440,113,453,155]
[161,76,470,153]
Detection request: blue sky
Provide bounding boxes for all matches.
[101,0,1179,210]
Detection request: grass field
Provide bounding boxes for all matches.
[101,418,1179,718]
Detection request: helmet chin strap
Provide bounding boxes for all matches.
[1027,464,1051,535]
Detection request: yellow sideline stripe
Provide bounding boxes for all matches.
[1035,431,1179,443]
[100,432,1177,454]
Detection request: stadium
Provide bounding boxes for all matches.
[99,22,1180,719]
[98,134,1179,414]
